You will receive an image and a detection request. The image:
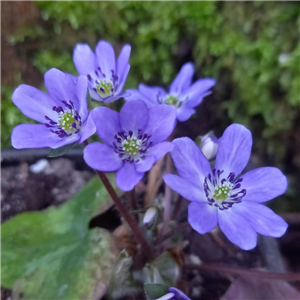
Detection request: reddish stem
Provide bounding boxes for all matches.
[96,171,154,260]
[83,140,154,260]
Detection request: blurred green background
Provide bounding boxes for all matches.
[1,1,299,209]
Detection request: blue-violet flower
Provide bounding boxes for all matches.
[156,287,191,300]
[163,124,288,250]
[11,68,96,149]
[125,62,215,122]
[84,100,176,191]
[73,40,130,103]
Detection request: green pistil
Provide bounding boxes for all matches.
[123,139,139,155]
[164,95,179,107]
[58,112,76,132]
[97,81,113,97]
[213,186,230,201]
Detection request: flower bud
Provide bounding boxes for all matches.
[199,133,218,160]
[143,206,159,229]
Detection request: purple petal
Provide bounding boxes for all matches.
[215,124,252,177]
[116,163,144,191]
[116,44,131,81]
[92,107,121,146]
[185,91,211,109]
[218,208,257,250]
[171,137,212,188]
[78,112,96,144]
[233,202,288,238]
[95,40,116,75]
[115,65,130,95]
[83,142,122,172]
[89,88,103,102]
[176,106,196,122]
[139,84,166,103]
[12,84,57,123]
[163,174,206,202]
[169,288,191,300]
[124,89,157,108]
[73,43,96,75]
[144,105,176,143]
[146,141,174,160]
[44,68,78,108]
[188,202,218,234]
[156,293,174,300]
[76,75,88,119]
[241,167,288,203]
[170,62,194,94]
[181,78,215,107]
[135,156,156,172]
[11,124,78,149]
[103,92,130,103]
[119,100,148,132]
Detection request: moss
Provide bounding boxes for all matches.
[2,1,299,165]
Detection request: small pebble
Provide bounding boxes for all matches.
[29,159,50,174]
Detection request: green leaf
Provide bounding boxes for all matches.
[144,283,169,300]
[151,252,180,287]
[48,142,76,158]
[1,176,118,300]
[143,252,180,299]
[108,250,142,299]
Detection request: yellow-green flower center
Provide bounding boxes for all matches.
[164,95,179,107]
[96,80,113,97]
[122,138,140,155]
[213,185,231,201]
[58,112,77,132]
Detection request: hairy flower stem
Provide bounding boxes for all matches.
[96,170,154,260]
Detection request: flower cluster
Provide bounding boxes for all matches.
[11,38,288,255]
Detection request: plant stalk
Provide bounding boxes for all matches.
[96,170,154,260]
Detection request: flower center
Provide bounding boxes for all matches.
[45,100,82,138]
[213,182,233,201]
[113,130,152,163]
[96,80,113,97]
[204,169,246,210]
[164,94,179,107]
[122,137,141,155]
[88,68,119,99]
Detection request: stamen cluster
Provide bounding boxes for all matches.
[45,100,82,138]
[204,169,246,210]
[113,129,152,163]
[88,68,119,99]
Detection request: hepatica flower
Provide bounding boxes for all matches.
[11,69,96,149]
[84,100,176,191]
[163,124,288,250]
[125,62,215,122]
[73,40,130,103]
